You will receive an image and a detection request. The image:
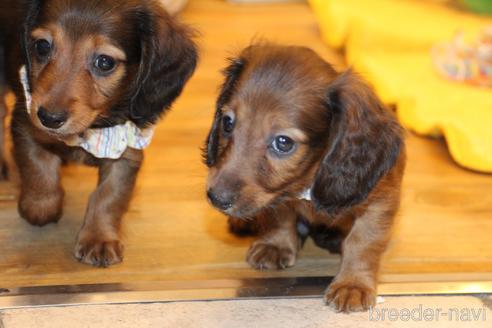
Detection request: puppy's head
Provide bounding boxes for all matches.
[205,44,403,218]
[21,0,197,137]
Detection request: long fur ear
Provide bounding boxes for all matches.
[203,57,245,167]
[312,70,404,214]
[129,6,198,127]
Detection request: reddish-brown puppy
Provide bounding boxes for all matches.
[0,0,197,266]
[205,44,405,312]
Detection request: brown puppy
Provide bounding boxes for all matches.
[205,44,405,312]
[0,0,197,266]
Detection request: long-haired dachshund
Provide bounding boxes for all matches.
[0,0,197,266]
[205,43,405,312]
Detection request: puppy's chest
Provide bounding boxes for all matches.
[37,137,102,166]
[290,199,355,231]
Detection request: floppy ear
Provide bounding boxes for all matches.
[129,7,198,127]
[312,70,404,214]
[203,57,245,167]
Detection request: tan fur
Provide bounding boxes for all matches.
[29,25,127,136]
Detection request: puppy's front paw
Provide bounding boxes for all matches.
[74,236,124,267]
[324,281,376,312]
[246,242,296,270]
[19,192,63,226]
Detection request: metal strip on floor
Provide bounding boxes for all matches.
[1,276,491,309]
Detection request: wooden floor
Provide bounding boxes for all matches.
[0,0,491,289]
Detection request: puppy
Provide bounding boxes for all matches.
[205,44,405,312]
[0,0,197,266]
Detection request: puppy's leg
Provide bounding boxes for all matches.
[12,124,63,226]
[324,202,394,312]
[228,216,259,236]
[246,205,299,270]
[0,88,6,179]
[75,150,142,267]
[0,49,7,180]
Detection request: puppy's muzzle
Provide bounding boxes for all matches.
[37,106,68,129]
[207,189,236,211]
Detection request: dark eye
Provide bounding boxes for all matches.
[93,55,116,74]
[271,135,296,154]
[222,115,234,135]
[34,39,52,59]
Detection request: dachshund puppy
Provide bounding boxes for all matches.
[205,44,405,312]
[0,0,197,266]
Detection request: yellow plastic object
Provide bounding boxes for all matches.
[309,0,492,172]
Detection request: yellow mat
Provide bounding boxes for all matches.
[309,0,492,172]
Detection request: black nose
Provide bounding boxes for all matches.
[37,106,68,129]
[207,189,235,211]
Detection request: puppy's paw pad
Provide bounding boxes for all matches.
[246,242,296,270]
[228,217,259,236]
[324,283,376,312]
[74,239,124,267]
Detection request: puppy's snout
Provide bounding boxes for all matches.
[207,189,236,211]
[37,106,68,129]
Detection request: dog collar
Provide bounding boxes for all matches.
[298,188,312,201]
[19,66,32,114]
[20,66,155,159]
[63,122,154,159]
